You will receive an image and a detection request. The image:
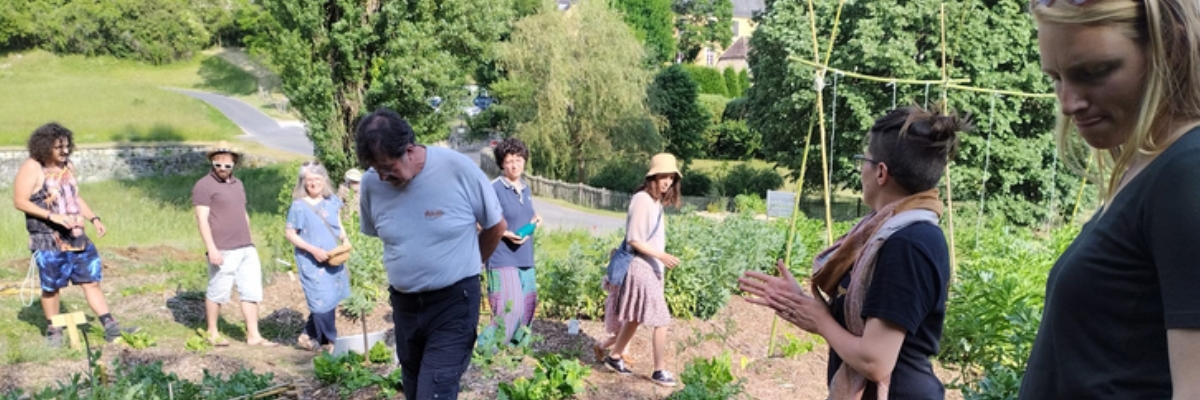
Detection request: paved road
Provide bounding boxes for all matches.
[170,88,314,155]
[531,197,623,235]
[457,145,623,235]
[179,88,622,235]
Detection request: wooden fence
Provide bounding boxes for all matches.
[479,149,867,219]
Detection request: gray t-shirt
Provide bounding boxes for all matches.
[359,146,504,293]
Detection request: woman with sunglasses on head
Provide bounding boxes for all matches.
[284,161,351,352]
[12,122,134,346]
[1020,0,1200,397]
[740,106,968,399]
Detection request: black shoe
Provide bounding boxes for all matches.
[46,327,64,348]
[651,370,677,387]
[604,356,633,375]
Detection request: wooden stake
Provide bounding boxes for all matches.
[51,312,89,350]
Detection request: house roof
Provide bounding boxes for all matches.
[732,0,766,19]
[719,37,750,61]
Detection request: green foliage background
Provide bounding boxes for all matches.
[746,0,1085,225]
[253,0,511,178]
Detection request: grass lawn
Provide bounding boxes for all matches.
[0,50,269,146]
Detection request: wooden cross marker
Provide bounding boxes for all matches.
[50,312,88,350]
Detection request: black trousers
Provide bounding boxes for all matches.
[389,276,481,400]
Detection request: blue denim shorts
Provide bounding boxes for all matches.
[35,243,103,292]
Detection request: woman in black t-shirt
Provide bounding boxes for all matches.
[1016,0,1200,397]
[740,106,968,399]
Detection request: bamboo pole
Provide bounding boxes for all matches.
[768,119,816,357]
[940,2,959,273]
[787,58,1054,98]
[789,57,969,85]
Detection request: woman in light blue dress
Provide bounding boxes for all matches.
[285,162,351,352]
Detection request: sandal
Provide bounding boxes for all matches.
[592,343,606,362]
[592,343,634,365]
[247,338,280,347]
[208,335,231,347]
[296,334,315,351]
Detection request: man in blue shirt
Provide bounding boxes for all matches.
[355,108,506,400]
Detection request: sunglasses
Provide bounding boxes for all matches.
[302,160,320,166]
[213,162,235,170]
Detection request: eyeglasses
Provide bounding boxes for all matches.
[853,154,881,166]
[1035,0,1093,6]
[302,160,320,166]
[213,162,235,170]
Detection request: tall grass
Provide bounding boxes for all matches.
[0,50,243,145]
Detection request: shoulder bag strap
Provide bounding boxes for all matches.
[301,199,339,242]
[625,205,664,253]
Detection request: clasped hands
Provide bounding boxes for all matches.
[738,260,831,334]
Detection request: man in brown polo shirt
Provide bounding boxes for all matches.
[191,142,276,347]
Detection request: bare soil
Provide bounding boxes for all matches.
[1,245,965,399]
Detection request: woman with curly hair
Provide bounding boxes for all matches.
[12,122,133,346]
[482,138,543,345]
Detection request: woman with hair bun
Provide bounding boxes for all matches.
[740,105,969,399]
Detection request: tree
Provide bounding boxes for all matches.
[673,0,733,63]
[255,0,511,176]
[496,0,660,183]
[648,65,711,164]
[723,66,742,97]
[611,0,677,65]
[747,0,1073,225]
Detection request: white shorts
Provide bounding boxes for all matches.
[206,246,263,303]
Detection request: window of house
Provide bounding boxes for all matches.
[733,21,740,37]
[706,47,715,66]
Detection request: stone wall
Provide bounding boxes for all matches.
[0,145,268,188]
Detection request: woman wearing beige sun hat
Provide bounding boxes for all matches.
[597,152,683,387]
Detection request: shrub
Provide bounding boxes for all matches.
[534,213,844,321]
[723,67,742,97]
[733,193,765,214]
[535,240,611,320]
[721,97,750,121]
[587,160,645,193]
[666,354,745,400]
[942,218,1079,399]
[720,164,783,198]
[709,120,761,160]
[680,168,714,197]
[681,65,729,97]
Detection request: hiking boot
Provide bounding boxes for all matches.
[651,370,677,387]
[604,356,633,375]
[103,320,139,343]
[46,327,64,348]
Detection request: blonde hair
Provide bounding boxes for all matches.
[1031,0,1200,203]
[293,163,335,200]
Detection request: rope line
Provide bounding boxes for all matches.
[974,94,998,249]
